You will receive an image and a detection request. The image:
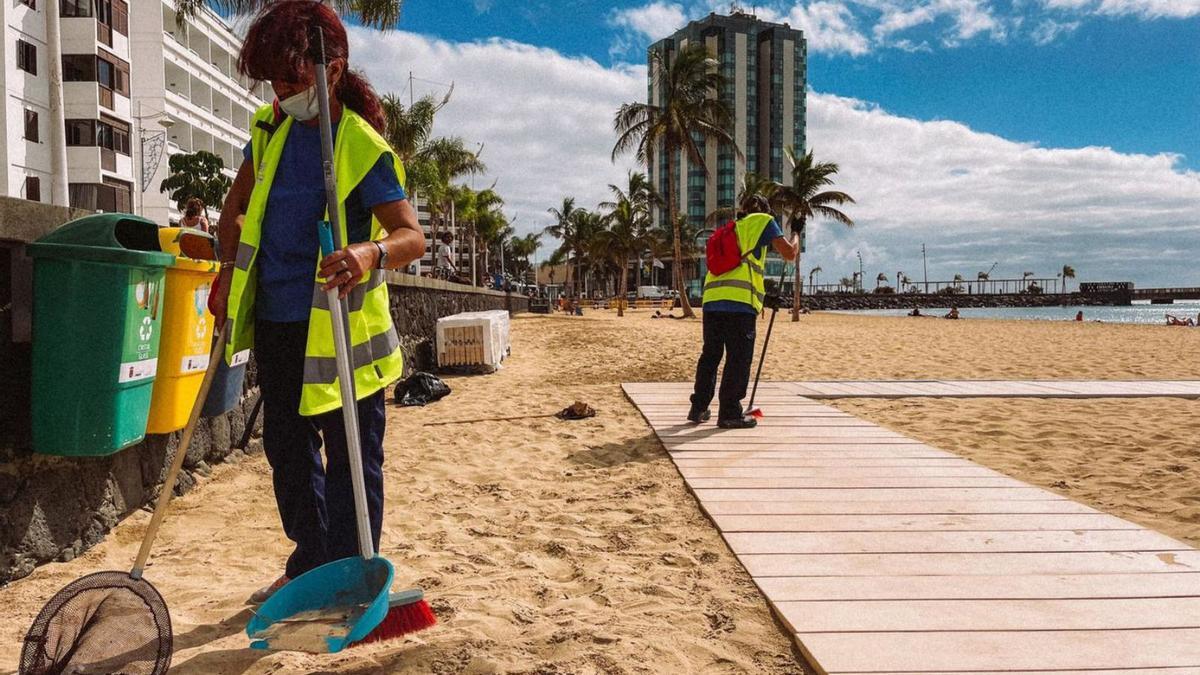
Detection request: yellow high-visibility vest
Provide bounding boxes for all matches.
[225,105,405,416]
[701,213,772,312]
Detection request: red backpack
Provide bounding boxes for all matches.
[705,220,746,276]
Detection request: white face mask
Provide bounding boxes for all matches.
[279,85,319,121]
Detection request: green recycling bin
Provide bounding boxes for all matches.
[27,214,175,456]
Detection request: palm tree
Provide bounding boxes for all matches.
[545,198,581,296]
[381,90,451,170]
[977,271,990,294]
[775,148,856,321]
[572,209,608,298]
[953,273,964,292]
[1061,265,1076,293]
[706,172,782,227]
[839,277,854,293]
[809,266,823,293]
[876,272,888,290]
[901,274,913,293]
[507,233,541,283]
[178,0,403,28]
[595,197,652,317]
[613,43,736,318]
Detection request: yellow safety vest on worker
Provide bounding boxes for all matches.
[225,105,405,416]
[701,213,772,313]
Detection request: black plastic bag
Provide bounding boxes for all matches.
[394,372,452,407]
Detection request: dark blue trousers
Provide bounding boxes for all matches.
[690,311,757,421]
[255,320,386,579]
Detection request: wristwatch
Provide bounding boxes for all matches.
[373,241,389,269]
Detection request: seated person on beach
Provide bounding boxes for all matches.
[1166,313,1195,326]
[944,307,960,320]
[688,195,799,429]
[1075,311,1084,321]
[909,308,922,317]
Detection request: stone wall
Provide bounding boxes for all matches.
[0,199,525,583]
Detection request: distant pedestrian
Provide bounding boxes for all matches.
[181,197,210,233]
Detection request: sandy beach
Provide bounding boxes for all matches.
[4,310,1199,674]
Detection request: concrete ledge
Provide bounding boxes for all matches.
[383,270,513,298]
[0,196,90,244]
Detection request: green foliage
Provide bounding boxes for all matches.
[613,43,736,317]
[159,151,230,215]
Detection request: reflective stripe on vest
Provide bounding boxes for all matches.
[701,213,772,312]
[224,105,406,416]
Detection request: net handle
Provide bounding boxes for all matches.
[131,329,230,579]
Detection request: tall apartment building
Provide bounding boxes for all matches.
[2,0,137,209]
[130,0,268,225]
[647,10,806,229]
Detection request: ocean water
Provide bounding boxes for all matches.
[837,301,1200,325]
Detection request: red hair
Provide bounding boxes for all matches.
[237,0,385,133]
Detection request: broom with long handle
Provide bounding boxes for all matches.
[311,27,435,642]
[745,260,793,419]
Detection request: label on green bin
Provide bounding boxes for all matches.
[119,269,162,384]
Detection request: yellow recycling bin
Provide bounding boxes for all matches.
[146,227,218,434]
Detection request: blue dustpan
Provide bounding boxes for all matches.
[246,556,394,652]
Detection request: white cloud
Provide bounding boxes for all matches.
[346,29,1200,285]
[609,2,688,41]
[873,0,1005,44]
[347,28,642,244]
[1030,18,1081,44]
[1043,0,1200,18]
[786,2,872,55]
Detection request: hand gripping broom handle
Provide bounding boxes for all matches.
[131,327,229,579]
[746,262,792,415]
[314,28,374,561]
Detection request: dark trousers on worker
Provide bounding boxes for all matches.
[255,320,386,580]
[690,311,757,422]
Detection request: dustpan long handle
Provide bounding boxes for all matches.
[314,29,374,561]
[746,262,792,414]
[131,328,228,579]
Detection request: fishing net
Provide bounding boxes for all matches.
[20,571,172,675]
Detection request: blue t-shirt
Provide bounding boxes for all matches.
[244,121,406,323]
[704,218,783,315]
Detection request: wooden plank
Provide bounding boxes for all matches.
[741,551,1200,577]
[757,572,1200,601]
[712,513,1138,532]
[695,487,1060,502]
[794,629,1200,672]
[780,597,1200,633]
[702,500,1097,516]
[680,465,1002,478]
[663,429,912,443]
[658,420,881,435]
[724,529,1186,555]
[668,446,956,458]
[685,476,1024,489]
[674,457,982,467]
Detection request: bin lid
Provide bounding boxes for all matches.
[28,213,174,267]
[159,226,218,273]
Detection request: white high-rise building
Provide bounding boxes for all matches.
[130,0,268,225]
[2,0,137,208]
[0,0,265,221]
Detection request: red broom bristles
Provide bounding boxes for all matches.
[351,599,437,647]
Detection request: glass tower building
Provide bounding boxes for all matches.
[647,10,807,238]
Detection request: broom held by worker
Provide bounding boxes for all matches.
[688,195,798,430]
[211,0,424,604]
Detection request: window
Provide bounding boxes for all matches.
[65,117,130,155]
[60,0,93,17]
[24,109,39,142]
[17,40,37,75]
[25,177,41,202]
[62,53,128,95]
[62,54,95,80]
[94,0,127,35]
[20,0,36,9]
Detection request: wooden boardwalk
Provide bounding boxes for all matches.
[782,379,1200,399]
[623,382,1200,674]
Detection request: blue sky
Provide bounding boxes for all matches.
[396,0,1199,170]
[344,1,1199,286]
